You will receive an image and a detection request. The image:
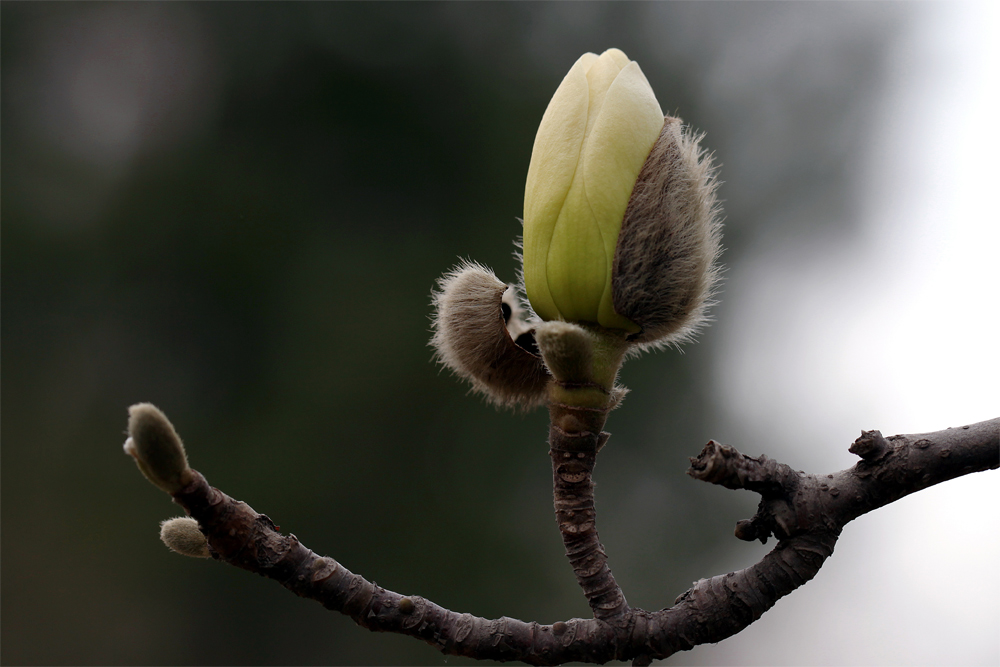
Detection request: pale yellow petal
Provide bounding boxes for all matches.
[523,50,663,330]
[541,49,638,325]
[600,48,631,70]
[523,54,593,321]
[583,51,626,140]
[581,61,664,330]
[578,51,599,74]
[545,177,606,323]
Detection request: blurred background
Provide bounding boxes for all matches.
[2,3,997,665]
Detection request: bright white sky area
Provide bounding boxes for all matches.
[699,3,999,665]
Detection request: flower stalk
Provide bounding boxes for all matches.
[427,48,723,619]
[533,321,630,620]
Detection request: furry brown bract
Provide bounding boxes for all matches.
[430,262,550,408]
[612,116,723,352]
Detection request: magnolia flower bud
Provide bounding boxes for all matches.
[124,403,193,494]
[429,49,722,410]
[522,49,721,350]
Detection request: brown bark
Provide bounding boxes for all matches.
[547,400,629,623]
[159,417,997,665]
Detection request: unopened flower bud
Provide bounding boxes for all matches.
[428,49,722,409]
[522,49,721,351]
[124,403,193,494]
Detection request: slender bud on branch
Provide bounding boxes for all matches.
[160,517,211,558]
[124,403,192,494]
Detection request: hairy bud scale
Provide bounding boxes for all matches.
[612,116,722,350]
[430,262,550,408]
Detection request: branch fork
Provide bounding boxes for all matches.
[125,395,998,664]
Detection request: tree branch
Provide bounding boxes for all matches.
[688,418,1000,544]
[128,409,998,665]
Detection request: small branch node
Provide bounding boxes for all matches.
[734,518,769,544]
[849,429,889,460]
[687,440,732,484]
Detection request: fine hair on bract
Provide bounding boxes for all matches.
[430,261,550,409]
[430,118,722,409]
[612,116,723,354]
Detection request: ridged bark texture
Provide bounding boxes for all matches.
[145,415,998,665]
[549,418,628,621]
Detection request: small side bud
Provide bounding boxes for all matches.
[430,261,550,408]
[534,321,596,385]
[124,403,192,494]
[612,117,723,352]
[159,517,211,558]
[535,322,629,404]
